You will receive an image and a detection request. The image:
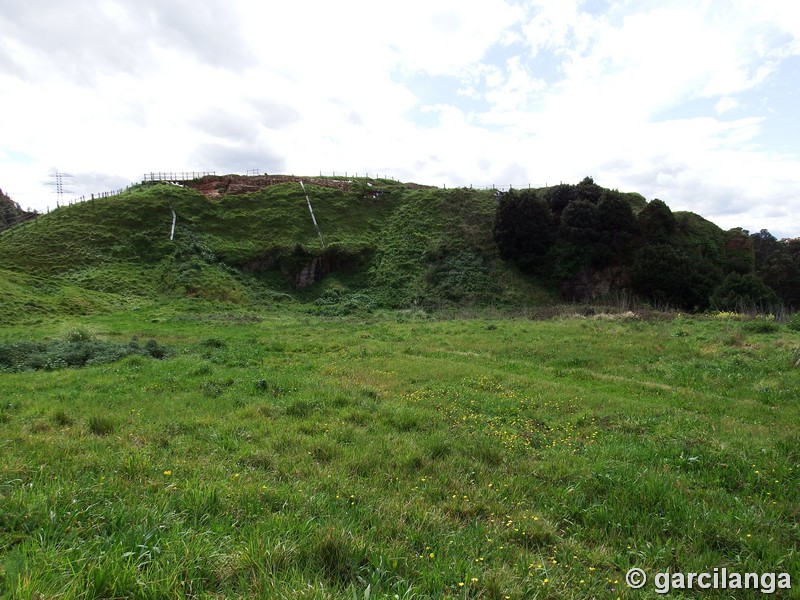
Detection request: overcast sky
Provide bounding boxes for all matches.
[1,0,799,237]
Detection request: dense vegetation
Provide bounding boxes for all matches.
[1,176,798,319]
[0,328,169,372]
[494,177,799,311]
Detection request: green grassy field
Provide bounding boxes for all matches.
[1,305,798,599]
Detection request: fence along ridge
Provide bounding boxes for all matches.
[1,171,552,236]
[0,181,141,235]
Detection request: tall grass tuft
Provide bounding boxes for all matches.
[87,415,115,436]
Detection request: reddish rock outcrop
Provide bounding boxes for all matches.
[183,174,352,199]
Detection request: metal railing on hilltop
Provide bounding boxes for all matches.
[142,171,216,182]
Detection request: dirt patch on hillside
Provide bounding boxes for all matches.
[184,175,353,199]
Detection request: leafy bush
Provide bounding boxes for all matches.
[426,250,497,304]
[787,313,800,332]
[312,288,375,316]
[0,333,171,372]
[711,273,780,313]
[742,318,780,334]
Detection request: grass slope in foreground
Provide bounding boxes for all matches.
[0,310,798,598]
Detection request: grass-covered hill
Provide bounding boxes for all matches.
[0,177,550,322]
[0,174,796,323]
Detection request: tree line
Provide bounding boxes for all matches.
[494,177,800,311]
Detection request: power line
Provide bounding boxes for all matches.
[46,170,74,204]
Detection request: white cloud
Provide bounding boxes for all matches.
[714,96,740,114]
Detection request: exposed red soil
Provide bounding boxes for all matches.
[183,174,353,198]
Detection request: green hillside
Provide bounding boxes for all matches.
[1,174,798,323]
[0,179,551,320]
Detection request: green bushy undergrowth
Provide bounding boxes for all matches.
[742,317,781,334]
[0,331,170,372]
[311,288,376,316]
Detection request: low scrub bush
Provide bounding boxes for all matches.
[312,288,375,316]
[742,317,780,334]
[0,333,171,372]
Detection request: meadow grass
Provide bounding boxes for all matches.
[0,307,798,598]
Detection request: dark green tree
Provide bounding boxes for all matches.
[543,183,577,216]
[493,189,556,273]
[638,199,676,245]
[748,230,800,307]
[553,200,600,277]
[596,191,639,265]
[683,256,724,310]
[751,229,778,267]
[575,176,603,204]
[710,273,780,312]
[630,244,692,308]
[723,228,755,274]
[559,199,599,245]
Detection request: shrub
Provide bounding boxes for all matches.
[144,339,169,359]
[0,335,172,372]
[312,289,375,316]
[63,327,94,342]
[742,319,780,334]
[201,337,226,348]
[711,273,780,313]
[787,313,800,332]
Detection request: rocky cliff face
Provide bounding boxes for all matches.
[292,255,331,288]
[241,246,372,289]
